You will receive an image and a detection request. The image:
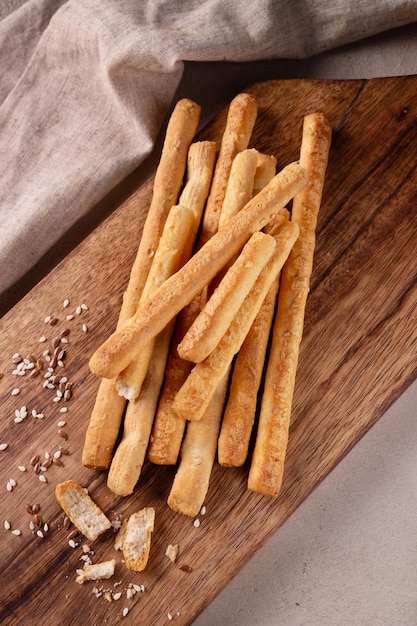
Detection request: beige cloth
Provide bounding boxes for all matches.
[1,0,417,301]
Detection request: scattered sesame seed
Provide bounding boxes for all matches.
[38,475,47,483]
[193,519,200,528]
[81,303,88,310]
[18,466,26,472]
[36,530,44,538]
[44,315,52,323]
[0,443,9,451]
[57,421,66,428]
[69,539,76,548]
[122,608,129,618]
[167,613,173,621]
[66,314,74,321]
[11,529,21,536]
[63,299,70,308]
[39,336,47,343]
[113,592,122,601]
[53,450,62,459]
[59,407,68,413]
[82,324,88,332]
[11,388,20,396]
[200,506,206,515]
[4,520,11,530]
[76,306,82,315]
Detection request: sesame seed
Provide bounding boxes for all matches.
[39,336,47,343]
[29,521,35,530]
[0,443,9,451]
[200,506,206,515]
[44,315,52,323]
[193,518,200,528]
[57,421,66,428]
[38,475,47,483]
[122,608,129,618]
[75,306,82,315]
[113,592,122,601]
[53,450,62,459]
[68,539,76,548]
[59,407,68,413]
[63,299,70,308]
[66,314,74,321]
[81,303,88,310]
[11,529,21,536]
[82,324,88,333]
[18,466,26,472]
[36,530,44,538]
[167,613,173,621]
[4,520,11,530]
[11,388,20,396]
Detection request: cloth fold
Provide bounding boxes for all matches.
[1,0,417,300]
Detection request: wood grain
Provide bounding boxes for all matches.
[1,76,417,625]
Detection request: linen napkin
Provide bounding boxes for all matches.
[1,0,416,301]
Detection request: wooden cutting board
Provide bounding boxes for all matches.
[1,76,417,625]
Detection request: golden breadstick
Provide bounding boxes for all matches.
[248,112,332,497]
[219,148,259,225]
[89,162,306,379]
[147,145,258,464]
[253,153,277,196]
[172,221,299,421]
[167,373,229,517]
[200,92,257,245]
[107,321,175,496]
[116,204,194,400]
[177,231,277,363]
[82,98,200,470]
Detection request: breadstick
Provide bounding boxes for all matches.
[200,92,257,245]
[89,162,306,379]
[177,231,277,363]
[147,145,258,464]
[167,373,229,517]
[248,112,332,497]
[81,98,200,469]
[219,148,259,225]
[107,321,175,496]
[172,221,299,421]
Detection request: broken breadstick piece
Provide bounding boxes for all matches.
[76,560,116,584]
[89,161,306,379]
[55,480,112,541]
[248,112,332,498]
[177,231,277,363]
[81,98,200,470]
[122,508,155,572]
[172,221,299,422]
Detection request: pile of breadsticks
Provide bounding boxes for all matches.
[83,93,332,516]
